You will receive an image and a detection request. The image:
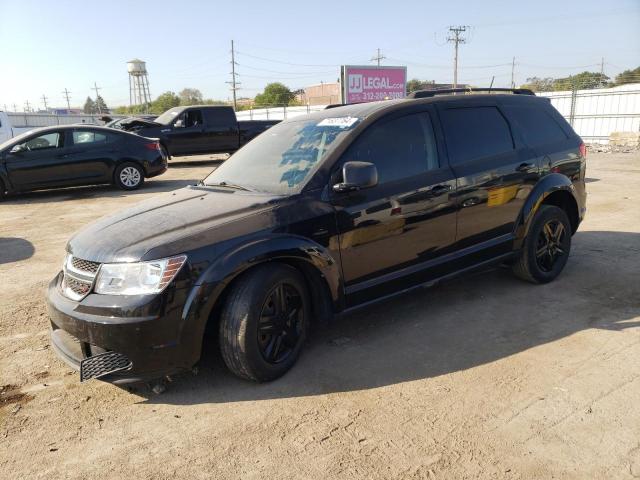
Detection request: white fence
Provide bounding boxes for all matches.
[235,105,328,121]
[7,112,124,128]
[536,83,640,144]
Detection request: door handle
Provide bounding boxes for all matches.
[429,184,451,194]
[516,162,534,172]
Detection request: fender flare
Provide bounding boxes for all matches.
[177,235,343,366]
[514,173,578,249]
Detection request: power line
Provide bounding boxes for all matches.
[62,88,72,111]
[236,51,339,68]
[92,82,102,113]
[371,48,386,67]
[226,40,240,110]
[447,25,470,89]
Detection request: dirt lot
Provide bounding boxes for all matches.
[1,152,639,479]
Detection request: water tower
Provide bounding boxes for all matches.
[127,59,152,108]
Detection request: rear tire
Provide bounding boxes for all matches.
[512,205,572,284]
[114,162,144,190]
[219,264,310,382]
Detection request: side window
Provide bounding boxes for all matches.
[22,132,63,151]
[72,130,108,145]
[502,105,568,147]
[440,107,514,165]
[184,110,203,128]
[205,107,236,127]
[343,112,439,184]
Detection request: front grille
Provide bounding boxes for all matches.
[63,275,92,297]
[71,257,100,274]
[80,351,132,382]
[61,256,100,301]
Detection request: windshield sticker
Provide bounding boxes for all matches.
[317,116,359,128]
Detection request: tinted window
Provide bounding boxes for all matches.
[73,131,108,145]
[440,107,514,165]
[204,107,236,127]
[343,112,439,184]
[503,105,568,147]
[22,132,63,151]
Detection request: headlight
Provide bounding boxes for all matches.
[94,255,187,295]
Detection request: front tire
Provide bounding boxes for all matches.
[114,162,144,190]
[219,264,310,382]
[512,205,572,284]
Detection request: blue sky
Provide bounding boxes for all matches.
[0,0,639,110]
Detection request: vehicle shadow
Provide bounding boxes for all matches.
[135,230,640,405]
[0,237,35,264]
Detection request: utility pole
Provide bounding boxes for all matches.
[62,88,72,111]
[226,40,240,110]
[511,57,516,88]
[24,100,32,112]
[371,48,386,67]
[599,57,605,87]
[92,82,102,113]
[12,103,17,112]
[41,94,49,111]
[447,26,469,89]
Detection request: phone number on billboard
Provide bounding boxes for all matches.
[351,91,405,101]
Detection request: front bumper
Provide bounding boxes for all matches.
[47,272,193,384]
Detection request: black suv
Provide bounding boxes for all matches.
[47,89,587,385]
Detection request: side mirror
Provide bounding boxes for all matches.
[174,119,184,128]
[333,161,378,193]
[10,144,26,154]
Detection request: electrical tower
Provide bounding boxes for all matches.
[226,40,241,110]
[371,48,386,67]
[62,88,72,111]
[127,59,152,110]
[447,26,469,89]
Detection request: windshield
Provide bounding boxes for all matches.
[154,107,183,125]
[203,116,361,194]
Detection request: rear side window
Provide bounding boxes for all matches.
[440,106,514,165]
[502,105,568,147]
[73,130,108,145]
[204,107,236,127]
[342,112,439,184]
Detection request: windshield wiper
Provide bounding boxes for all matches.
[201,181,252,191]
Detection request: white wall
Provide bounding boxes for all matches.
[537,83,640,144]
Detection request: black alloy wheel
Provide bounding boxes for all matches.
[535,219,567,272]
[258,282,304,364]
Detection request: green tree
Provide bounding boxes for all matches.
[520,77,555,92]
[151,91,181,114]
[94,95,109,113]
[406,78,436,93]
[552,71,611,90]
[179,88,204,106]
[613,67,640,86]
[83,96,95,114]
[254,82,295,106]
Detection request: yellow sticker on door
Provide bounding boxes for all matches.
[487,185,519,207]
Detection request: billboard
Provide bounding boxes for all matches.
[341,65,407,104]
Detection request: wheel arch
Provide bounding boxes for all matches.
[179,236,343,366]
[515,173,580,248]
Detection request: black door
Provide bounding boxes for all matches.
[164,109,206,155]
[437,101,539,251]
[61,129,116,184]
[5,130,70,190]
[331,109,457,306]
[202,107,239,152]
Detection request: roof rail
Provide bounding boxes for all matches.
[407,87,535,99]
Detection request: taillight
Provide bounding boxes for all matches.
[579,143,587,158]
[144,142,160,151]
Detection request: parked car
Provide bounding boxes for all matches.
[0,125,168,198]
[105,115,157,130]
[118,105,280,157]
[47,89,586,386]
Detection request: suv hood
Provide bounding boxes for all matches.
[68,186,281,263]
[120,117,161,130]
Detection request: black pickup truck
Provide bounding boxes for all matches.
[119,105,279,157]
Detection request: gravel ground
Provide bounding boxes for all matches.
[1,152,639,479]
